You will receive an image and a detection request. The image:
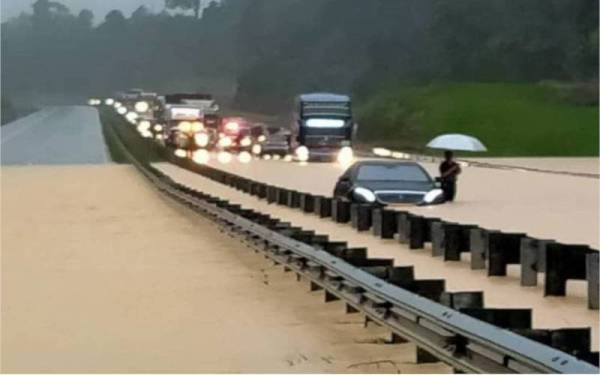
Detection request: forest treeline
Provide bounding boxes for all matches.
[2,0,598,113]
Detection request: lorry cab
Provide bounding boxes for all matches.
[292,93,356,162]
[162,104,205,151]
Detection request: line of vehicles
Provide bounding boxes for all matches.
[89,89,446,207]
[90,89,356,165]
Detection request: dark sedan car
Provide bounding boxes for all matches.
[333,160,445,206]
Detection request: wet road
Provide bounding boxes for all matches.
[1,106,108,165]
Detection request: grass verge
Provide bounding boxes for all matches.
[356,82,599,156]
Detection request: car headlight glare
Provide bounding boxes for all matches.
[337,146,354,166]
[192,149,210,164]
[194,132,210,147]
[191,121,204,132]
[135,101,150,113]
[217,151,232,164]
[423,189,444,204]
[295,146,309,162]
[174,149,187,158]
[353,187,376,203]
[240,137,252,147]
[219,136,233,148]
[178,121,192,132]
[126,112,139,123]
[137,121,151,132]
[238,151,252,164]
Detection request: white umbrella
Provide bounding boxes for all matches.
[426,133,487,152]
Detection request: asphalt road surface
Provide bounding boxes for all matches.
[1,106,108,165]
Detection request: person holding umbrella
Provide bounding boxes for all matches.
[426,133,487,203]
[439,150,461,201]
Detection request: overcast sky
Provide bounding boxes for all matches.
[1,0,170,23]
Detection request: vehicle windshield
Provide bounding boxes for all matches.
[357,164,431,182]
[302,102,351,118]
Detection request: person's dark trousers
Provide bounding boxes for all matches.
[441,180,457,202]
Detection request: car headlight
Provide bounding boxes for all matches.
[174,149,187,158]
[423,189,444,204]
[219,136,233,148]
[135,101,150,113]
[217,151,232,164]
[105,98,115,106]
[238,151,252,164]
[191,121,204,132]
[337,146,354,166]
[137,120,151,132]
[178,121,192,132]
[192,149,210,164]
[126,112,139,123]
[240,137,252,147]
[295,146,309,162]
[252,144,262,155]
[154,124,163,132]
[194,132,210,147]
[257,135,267,143]
[117,107,127,115]
[353,187,376,203]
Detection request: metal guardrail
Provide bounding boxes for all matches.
[102,118,599,374]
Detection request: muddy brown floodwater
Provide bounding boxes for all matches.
[1,165,449,373]
[154,162,599,351]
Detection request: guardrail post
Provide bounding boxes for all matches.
[587,252,599,310]
[520,238,554,286]
[276,188,289,206]
[461,308,532,329]
[397,212,410,244]
[351,203,373,232]
[470,228,500,270]
[545,243,591,297]
[286,190,301,208]
[444,225,477,261]
[398,214,427,249]
[440,291,484,310]
[488,232,527,276]
[332,199,351,223]
[314,196,332,218]
[423,217,441,245]
[372,208,398,239]
[431,221,446,257]
[266,186,278,203]
[299,193,315,213]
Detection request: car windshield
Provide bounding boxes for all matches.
[357,164,430,182]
